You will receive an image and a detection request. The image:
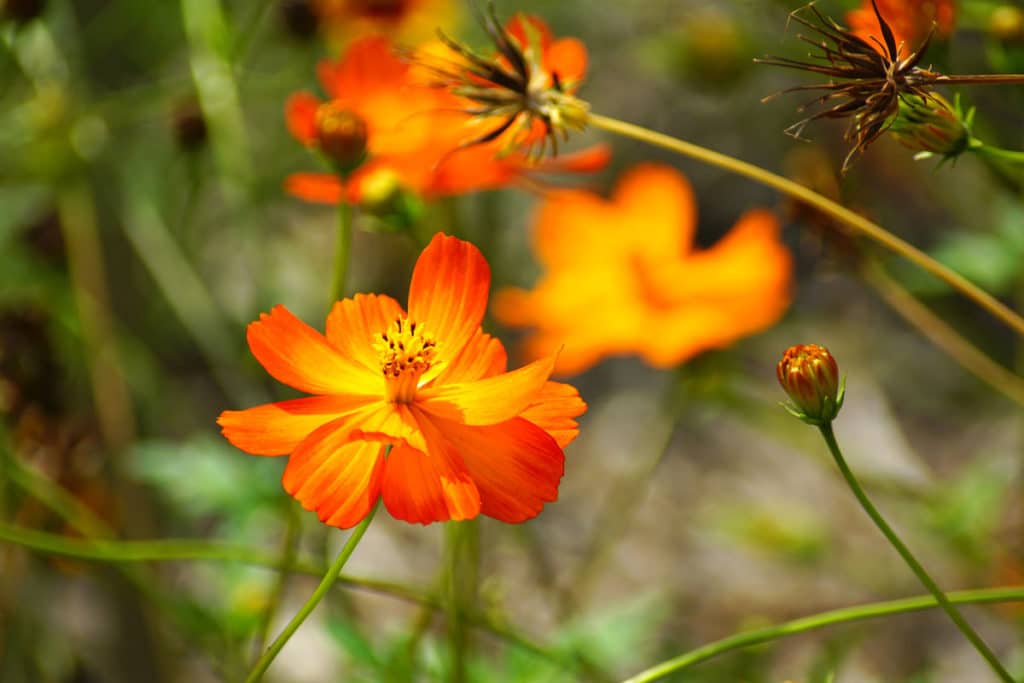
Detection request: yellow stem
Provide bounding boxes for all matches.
[863,261,1024,407]
[586,113,1024,338]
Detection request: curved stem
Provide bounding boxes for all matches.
[586,112,1024,339]
[330,201,353,303]
[818,423,1014,683]
[245,502,378,682]
[862,260,1024,407]
[620,586,1024,683]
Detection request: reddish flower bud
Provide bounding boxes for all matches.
[777,344,843,424]
[314,102,368,172]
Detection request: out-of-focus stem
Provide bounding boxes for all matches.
[863,261,1024,407]
[56,182,136,452]
[331,202,354,303]
[444,520,478,683]
[586,112,1024,339]
[253,502,303,658]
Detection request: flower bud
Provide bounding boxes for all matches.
[777,344,843,424]
[314,102,368,172]
[889,94,971,160]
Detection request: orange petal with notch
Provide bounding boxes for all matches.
[381,421,480,524]
[407,233,490,365]
[418,353,556,425]
[247,305,379,395]
[283,417,386,529]
[431,416,563,523]
[218,394,375,456]
[519,381,586,447]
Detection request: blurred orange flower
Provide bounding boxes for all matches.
[313,0,458,46]
[285,34,608,205]
[219,234,585,527]
[847,0,955,55]
[494,164,793,376]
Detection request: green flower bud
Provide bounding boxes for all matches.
[890,94,972,161]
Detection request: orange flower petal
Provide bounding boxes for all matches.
[326,293,406,373]
[283,417,386,529]
[247,305,379,395]
[217,394,374,456]
[430,415,563,523]
[507,14,553,51]
[428,329,507,385]
[285,92,321,146]
[519,381,586,448]
[614,163,697,259]
[418,353,556,425]
[381,421,480,524]
[536,144,611,174]
[317,36,408,100]
[407,233,490,365]
[347,400,427,453]
[545,37,587,89]
[284,173,347,204]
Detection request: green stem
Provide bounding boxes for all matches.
[585,112,1024,339]
[0,519,600,678]
[620,586,1024,683]
[818,423,1014,683]
[330,202,354,303]
[246,502,378,682]
[975,145,1024,164]
[5,520,1021,683]
[254,502,303,657]
[444,520,478,683]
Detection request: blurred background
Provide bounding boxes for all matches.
[1,0,1023,681]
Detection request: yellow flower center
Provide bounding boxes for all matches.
[374,317,437,403]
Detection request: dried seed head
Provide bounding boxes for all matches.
[413,2,589,160]
[757,1,945,172]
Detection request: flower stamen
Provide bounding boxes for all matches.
[375,317,438,403]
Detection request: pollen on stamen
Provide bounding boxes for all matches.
[373,317,439,403]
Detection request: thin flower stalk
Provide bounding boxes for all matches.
[817,423,1015,683]
[245,501,380,682]
[619,585,1024,683]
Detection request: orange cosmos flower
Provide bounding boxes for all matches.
[420,11,591,157]
[285,35,608,205]
[847,0,955,55]
[493,164,793,376]
[218,234,585,527]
